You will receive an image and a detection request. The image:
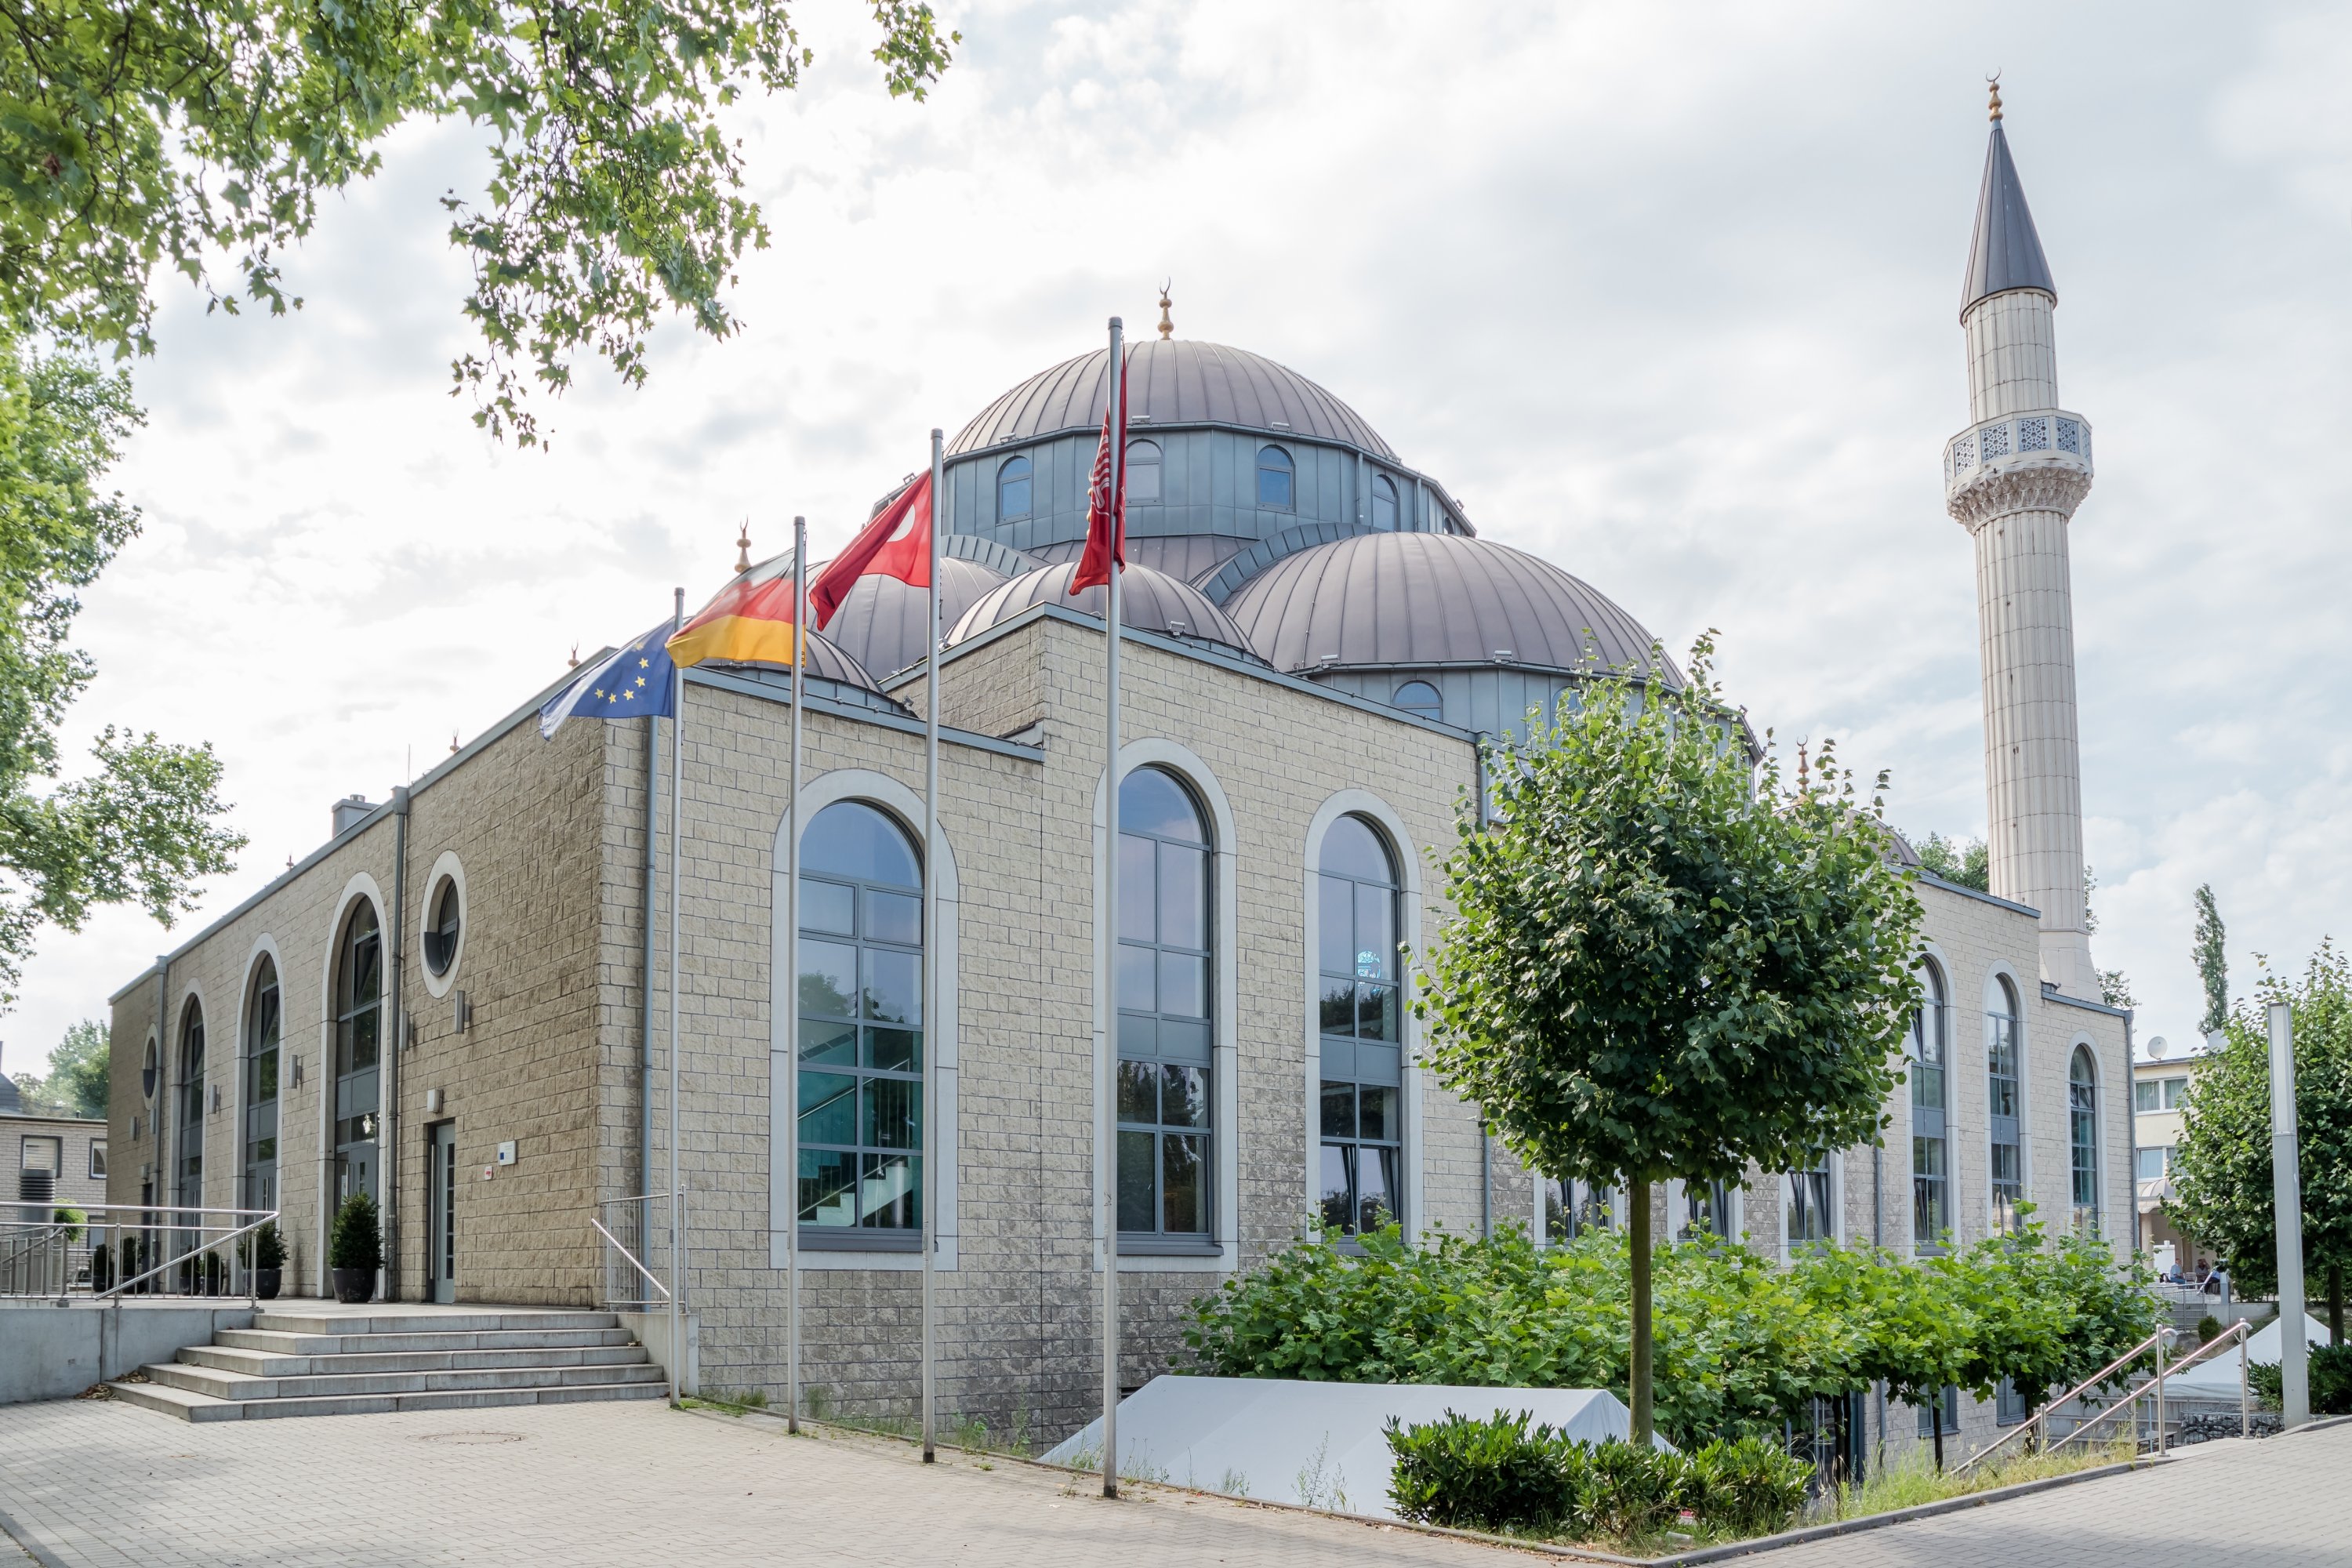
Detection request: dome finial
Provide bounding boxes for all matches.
[734,519,753,574]
[1987,71,2002,122]
[449,730,462,756]
[1156,281,1174,340]
[567,643,579,669]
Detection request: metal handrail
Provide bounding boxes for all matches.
[1958,1319,2257,1474]
[590,1215,670,1304]
[1957,1326,2167,1475]
[88,1205,280,1307]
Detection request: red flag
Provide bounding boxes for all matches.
[811,470,933,629]
[1070,352,1129,593]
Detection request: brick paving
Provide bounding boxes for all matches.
[1,1397,2347,1567]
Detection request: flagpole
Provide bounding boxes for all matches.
[786,518,806,1435]
[921,430,945,1461]
[668,585,685,1407]
[1099,315,1125,1501]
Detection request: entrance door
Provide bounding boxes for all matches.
[426,1123,457,1304]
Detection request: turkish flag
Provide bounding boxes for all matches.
[811,468,932,629]
[1070,353,1129,593]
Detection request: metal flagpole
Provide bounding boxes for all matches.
[786,520,807,1435]
[922,430,944,1463]
[668,586,685,1406]
[2270,1000,2310,1427]
[1099,315,1125,1501]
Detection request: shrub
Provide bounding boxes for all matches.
[2197,1315,2223,1346]
[1690,1435,1809,1537]
[1385,1410,1581,1535]
[2249,1342,2352,1417]
[252,1221,285,1271]
[52,1206,85,1243]
[328,1192,382,1274]
[1581,1438,1690,1541]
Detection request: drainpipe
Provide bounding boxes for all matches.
[2124,1013,2140,1259]
[1872,1140,1885,1466]
[1474,731,1492,1241]
[383,787,410,1300]
[152,955,169,1298]
[641,712,660,1261]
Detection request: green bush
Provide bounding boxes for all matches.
[1581,1438,1690,1540]
[1690,1436,1810,1537]
[252,1220,285,1271]
[2196,1315,2223,1346]
[328,1192,381,1274]
[51,1207,85,1243]
[2249,1342,2352,1416]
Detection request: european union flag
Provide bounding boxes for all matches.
[539,621,677,739]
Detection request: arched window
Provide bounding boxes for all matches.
[1391,681,1443,724]
[176,1000,206,1216]
[245,959,280,1212]
[1317,815,1402,1238]
[1911,960,1950,1250]
[2069,1045,2100,1231]
[1125,439,1162,503]
[997,454,1033,521]
[1371,474,1398,531]
[1256,445,1294,510]
[1987,976,2023,1235]
[333,902,383,1204]
[424,878,461,976]
[797,800,925,1240]
[1116,767,1213,1244]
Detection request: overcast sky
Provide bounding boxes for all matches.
[7,0,2347,1080]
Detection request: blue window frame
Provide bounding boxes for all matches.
[1371,474,1397,530]
[998,455,1033,521]
[1256,445,1293,510]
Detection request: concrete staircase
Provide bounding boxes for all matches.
[110,1307,666,1421]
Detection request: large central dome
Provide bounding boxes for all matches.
[948,339,1396,459]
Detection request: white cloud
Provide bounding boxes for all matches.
[6,0,2348,1074]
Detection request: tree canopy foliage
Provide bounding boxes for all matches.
[12,1016,109,1116]
[1911,831,1988,892]
[0,0,956,442]
[2167,943,2352,1338]
[2193,884,2229,1037]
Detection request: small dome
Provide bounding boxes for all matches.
[706,626,899,708]
[1221,532,1679,684]
[949,561,1255,655]
[949,339,1395,459]
[812,556,1007,678]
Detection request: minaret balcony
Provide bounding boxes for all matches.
[1944,408,2094,524]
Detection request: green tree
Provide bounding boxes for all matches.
[1413,639,1925,1442]
[0,333,241,1007]
[1911,831,1988,891]
[2167,944,2352,1341]
[0,0,956,444]
[2193,884,2229,1037]
[42,1018,109,1118]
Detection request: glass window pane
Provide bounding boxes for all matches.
[1120,768,1203,843]
[1356,1146,1397,1233]
[800,1018,857,1065]
[2164,1077,2189,1109]
[1358,1085,1396,1143]
[1126,459,1160,503]
[1159,845,1206,950]
[860,1152,918,1229]
[800,879,855,936]
[1319,1145,1352,1232]
[862,949,921,1025]
[1319,875,1354,976]
[1320,816,1392,883]
[801,802,919,888]
[1117,944,1156,1012]
[350,1010,379,1071]
[1319,980,1356,1038]
[1159,953,1207,1018]
[866,1027,920,1073]
[1353,884,1393,980]
[1163,1135,1205,1232]
[799,940,859,1018]
[1117,1131,1156,1231]
[1320,1081,1355,1138]
[798,1072,856,1146]
[1256,447,1293,510]
[863,1077,920,1149]
[1160,1065,1207,1128]
[1119,835,1156,942]
[255,1051,278,1102]
[1372,476,1397,532]
[2134,1081,2159,1112]
[1357,983,1397,1044]
[866,891,921,946]
[1116,1060,1157,1126]
[798,1149,857,1225]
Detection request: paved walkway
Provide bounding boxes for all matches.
[0,1396,2346,1567]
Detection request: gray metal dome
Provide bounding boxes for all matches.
[949,561,1255,655]
[1221,532,1680,684]
[811,555,1007,679]
[705,626,904,713]
[948,339,1396,459]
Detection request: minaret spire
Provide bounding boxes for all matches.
[1943,90,2098,996]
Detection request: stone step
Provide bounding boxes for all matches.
[141,1358,665,1403]
[111,1377,664,1423]
[215,1325,637,1356]
[250,1309,619,1337]
[181,1341,652,1378]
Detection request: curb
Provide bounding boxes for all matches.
[0,1502,71,1568]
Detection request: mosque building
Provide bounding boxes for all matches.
[103,98,2130,1459]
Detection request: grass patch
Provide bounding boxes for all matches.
[1829,1436,2136,1522]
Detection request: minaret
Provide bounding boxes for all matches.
[1944,82,2096,996]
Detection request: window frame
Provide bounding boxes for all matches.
[1370,473,1398,530]
[996,453,1034,521]
[1784,1151,1836,1254]
[87,1139,107,1179]
[175,998,206,1211]
[1255,445,1294,511]
[244,953,281,1213]
[1390,680,1444,725]
[2068,1043,2100,1232]
[1314,814,1404,1243]
[332,899,383,1204]
[1986,975,2024,1236]
[1910,960,1951,1254]
[1124,438,1162,504]
[1115,766,1217,1254]
[1543,1177,1619,1244]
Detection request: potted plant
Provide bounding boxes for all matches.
[249,1221,285,1300]
[328,1192,381,1304]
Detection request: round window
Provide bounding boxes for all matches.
[141,1036,158,1099]
[423,877,462,977]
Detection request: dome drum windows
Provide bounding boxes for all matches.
[997,455,1033,522]
[1316,814,1402,1240]
[1125,439,1162,503]
[1117,768,1214,1246]
[1256,445,1294,511]
[1371,474,1398,532]
[1390,681,1443,725]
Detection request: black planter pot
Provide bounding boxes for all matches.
[331,1267,374,1305]
[254,1268,281,1301]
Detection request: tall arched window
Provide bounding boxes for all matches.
[1317,815,1402,1238]
[1391,681,1443,724]
[1116,767,1213,1245]
[1256,445,1294,510]
[333,902,383,1204]
[797,800,925,1242]
[245,959,280,1212]
[176,1000,206,1217]
[1987,976,2023,1235]
[1911,960,1950,1250]
[1125,439,1162,503]
[2069,1045,2100,1232]
[997,454,1033,521]
[1371,474,1398,531]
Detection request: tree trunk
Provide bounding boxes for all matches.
[1931,1399,1944,1472]
[1630,1179,1653,1445]
[2331,1264,2344,1348]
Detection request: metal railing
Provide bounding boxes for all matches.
[1958,1319,2256,1475]
[1,1204,279,1306]
[593,1191,682,1315]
